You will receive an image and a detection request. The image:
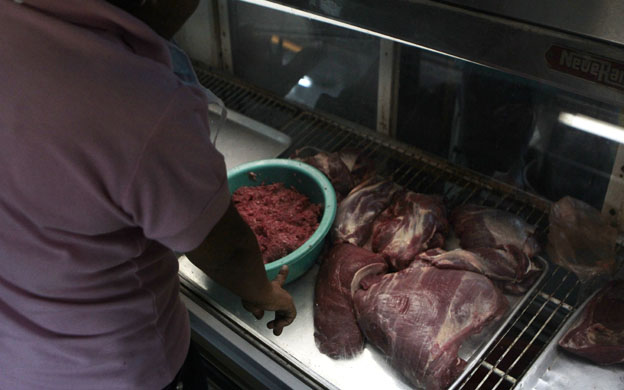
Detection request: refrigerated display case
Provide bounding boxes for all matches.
[173,1,624,389]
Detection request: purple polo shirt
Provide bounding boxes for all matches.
[0,0,230,388]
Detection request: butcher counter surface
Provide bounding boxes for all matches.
[178,255,547,390]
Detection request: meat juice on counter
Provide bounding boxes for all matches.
[232,182,322,264]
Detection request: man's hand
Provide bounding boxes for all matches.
[242,265,297,336]
[186,202,297,336]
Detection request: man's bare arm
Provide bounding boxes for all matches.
[185,202,296,335]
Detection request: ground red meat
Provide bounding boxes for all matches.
[233,183,323,264]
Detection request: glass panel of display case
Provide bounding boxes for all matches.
[224,0,623,211]
[229,0,379,129]
[396,45,622,210]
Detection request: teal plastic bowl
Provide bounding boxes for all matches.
[228,158,337,284]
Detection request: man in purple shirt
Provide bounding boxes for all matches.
[0,0,296,389]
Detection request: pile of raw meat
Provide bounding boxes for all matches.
[233,182,322,264]
[299,149,542,390]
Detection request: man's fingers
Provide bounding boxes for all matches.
[267,308,296,335]
[242,266,296,335]
[274,265,289,287]
[267,316,294,336]
[242,301,264,319]
[267,319,284,336]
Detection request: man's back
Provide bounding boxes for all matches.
[0,1,229,388]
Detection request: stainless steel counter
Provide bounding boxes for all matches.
[179,254,547,390]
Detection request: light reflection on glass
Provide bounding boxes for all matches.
[558,112,624,144]
[298,75,313,88]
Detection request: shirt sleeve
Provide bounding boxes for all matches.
[120,85,231,253]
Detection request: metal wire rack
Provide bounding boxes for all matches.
[196,66,586,389]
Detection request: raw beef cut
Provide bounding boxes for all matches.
[313,244,387,358]
[331,178,401,247]
[352,261,509,390]
[370,191,448,270]
[451,204,540,258]
[417,246,541,294]
[558,280,624,365]
[547,196,617,285]
[292,150,355,199]
[336,149,376,185]
[291,148,377,200]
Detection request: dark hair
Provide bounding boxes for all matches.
[105,0,144,12]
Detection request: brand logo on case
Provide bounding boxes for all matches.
[546,46,624,91]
